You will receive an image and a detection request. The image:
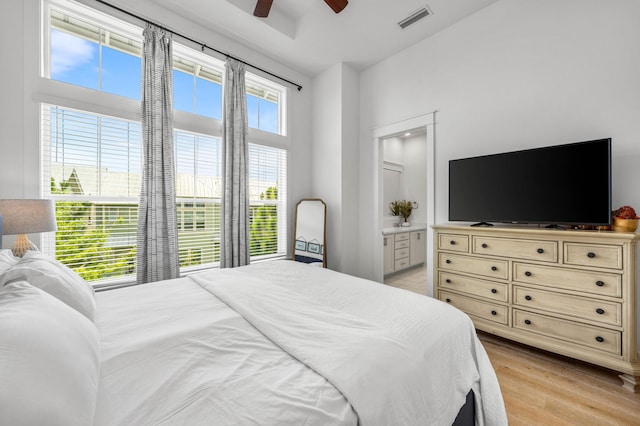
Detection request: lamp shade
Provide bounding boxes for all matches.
[0,199,57,235]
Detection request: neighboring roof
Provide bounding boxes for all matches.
[50,164,279,200]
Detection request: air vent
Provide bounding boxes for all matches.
[398,6,432,29]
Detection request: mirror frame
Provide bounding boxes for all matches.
[292,198,327,268]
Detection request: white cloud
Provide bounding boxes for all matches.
[51,30,96,76]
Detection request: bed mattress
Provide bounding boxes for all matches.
[93,260,506,425]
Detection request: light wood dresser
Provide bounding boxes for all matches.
[432,224,640,392]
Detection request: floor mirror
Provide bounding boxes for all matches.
[292,199,327,267]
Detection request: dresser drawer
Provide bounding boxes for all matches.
[513,263,622,298]
[395,239,410,250]
[513,286,622,327]
[439,253,508,280]
[395,258,410,271]
[395,247,409,260]
[473,236,558,262]
[440,290,508,325]
[394,232,409,242]
[564,243,623,270]
[438,234,469,253]
[513,309,621,355]
[438,272,508,303]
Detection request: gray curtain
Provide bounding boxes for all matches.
[137,24,179,283]
[220,58,250,268]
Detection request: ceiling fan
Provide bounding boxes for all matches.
[253,0,348,18]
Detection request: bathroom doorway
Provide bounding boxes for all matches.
[371,112,436,295]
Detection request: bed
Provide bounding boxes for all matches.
[0,251,507,426]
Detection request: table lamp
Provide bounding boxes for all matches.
[0,199,57,257]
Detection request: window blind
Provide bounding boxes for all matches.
[248,144,287,259]
[42,104,288,283]
[41,104,141,282]
[174,130,222,267]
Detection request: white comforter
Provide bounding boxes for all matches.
[94,260,506,426]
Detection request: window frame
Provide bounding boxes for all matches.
[39,0,291,289]
[172,43,224,120]
[246,72,288,137]
[44,0,143,82]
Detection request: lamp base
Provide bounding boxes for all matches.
[12,234,39,258]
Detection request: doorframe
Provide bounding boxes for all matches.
[371,112,436,295]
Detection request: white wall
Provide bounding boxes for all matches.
[358,0,640,288]
[312,64,343,269]
[311,62,360,274]
[0,1,27,200]
[402,133,428,225]
[383,138,403,164]
[1,0,313,253]
[383,134,428,226]
[340,64,360,276]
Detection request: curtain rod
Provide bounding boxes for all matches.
[94,0,303,91]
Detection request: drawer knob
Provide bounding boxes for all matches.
[595,336,605,343]
[481,243,488,249]
[446,279,452,284]
[525,295,532,301]
[537,248,544,254]
[524,271,532,277]
[596,308,605,315]
[446,259,452,264]
[491,288,497,294]
[491,266,498,271]
[491,310,497,316]
[445,298,451,303]
[524,319,532,325]
[596,280,605,287]
[450,240,456,245]
[587,252,596,259]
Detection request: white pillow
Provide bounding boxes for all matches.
[0,252,96,321]
[0,249,19,274]
[0,281,100,426]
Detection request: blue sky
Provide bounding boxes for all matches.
[50,28,280,182]
[51,28,278,133]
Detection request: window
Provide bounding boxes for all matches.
[42,104,288,281]
[175,130,222,267]
[170,47,285,134]
[46,0,287,132]
[42,105,141,282]
[246,75,285,135]
[47,1,142,100]
[248,145,287,258]
[173,47,223,120]
[42,0,289,284]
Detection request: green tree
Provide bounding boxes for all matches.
[51,177,135,281]
[250,187,278,256]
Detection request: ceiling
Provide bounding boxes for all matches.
[151,0,499,76]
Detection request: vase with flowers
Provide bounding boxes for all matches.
[612,205,639,232]
[389,200,414,227]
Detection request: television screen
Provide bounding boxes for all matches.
[448,138,612,226]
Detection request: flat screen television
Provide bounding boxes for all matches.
[448,138,612,226]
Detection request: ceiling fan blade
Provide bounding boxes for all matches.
[253,0,273,18]
[324,0,348,14]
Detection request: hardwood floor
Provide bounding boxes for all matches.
[386,267,640,424]
[478,332,640,425]
[384,265,427,294]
